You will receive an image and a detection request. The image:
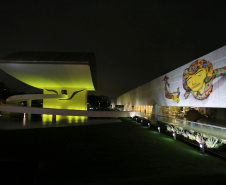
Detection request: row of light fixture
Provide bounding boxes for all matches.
[132,116,205,154]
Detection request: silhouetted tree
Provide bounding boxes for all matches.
[87,95,111,108]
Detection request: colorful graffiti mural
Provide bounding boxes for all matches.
[163,76,180,103]
[183,59,226,100]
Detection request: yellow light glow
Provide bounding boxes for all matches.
[43,88,87,111]
[55,115,87,123]
[42,114,53,124]
[80,116,86,123]
[0,64,95,90]
[133,105,153,114]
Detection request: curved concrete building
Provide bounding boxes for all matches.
[0,52,96,111]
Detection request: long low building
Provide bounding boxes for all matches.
[117,46,226,113]
[116,46,226,149]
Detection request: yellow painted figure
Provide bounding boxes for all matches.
[183,59,226,100]
[163,76,180,103]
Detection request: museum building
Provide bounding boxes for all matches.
[0,52,96,122]
[116,46,226,149]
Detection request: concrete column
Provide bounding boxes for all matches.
[216,108,226,121]
[26,100,32,120]
[151,104,160,125]
[52,115,56,123]
[27,100,32,107]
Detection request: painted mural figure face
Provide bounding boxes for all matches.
[183,59,214,100]
[187,68,207,92]
[183,59,226,100]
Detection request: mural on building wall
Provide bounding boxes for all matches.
[183,59,226,100]
[163,76,180,103]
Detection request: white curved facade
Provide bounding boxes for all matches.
[116,46,226,147]
[117,46,226,109]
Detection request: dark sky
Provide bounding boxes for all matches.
[0,0,226,98]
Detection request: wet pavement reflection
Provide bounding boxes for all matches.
[0,113,121,130]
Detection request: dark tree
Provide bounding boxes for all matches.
[87,95,111,109]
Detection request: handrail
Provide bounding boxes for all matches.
[157,115,226,130]
[157,115,226,140]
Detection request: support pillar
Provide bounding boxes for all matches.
[26,100,32,121]
[52,115,56,123]
[151,104,161,126]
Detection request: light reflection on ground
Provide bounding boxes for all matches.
[161,137,174,142]
[0,114,121,130]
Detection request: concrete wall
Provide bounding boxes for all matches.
[43,88,87,110]
[117,46,226,109]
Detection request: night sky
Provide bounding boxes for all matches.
[0,0,226,98]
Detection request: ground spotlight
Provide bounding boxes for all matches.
[200,143,205,154]
[158,126,160,133]
[173,132,176,140]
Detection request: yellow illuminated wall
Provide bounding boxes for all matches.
[134,105,140,112]
[42,115,87,124]
[43,88,87,110]
[42,88,87,123]
[145,105,153,114]
[133,105,153,114]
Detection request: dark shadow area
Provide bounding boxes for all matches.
[0,118,226,184]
